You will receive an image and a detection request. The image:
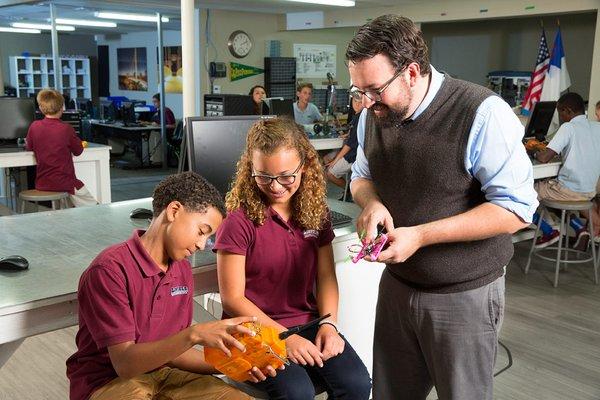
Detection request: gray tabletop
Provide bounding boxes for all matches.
[0,198,359,312]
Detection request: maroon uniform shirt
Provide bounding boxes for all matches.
[214,208,335,328]
[66,230,193,400]
[25,117,83,194]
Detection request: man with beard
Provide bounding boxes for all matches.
[346,15,538,400]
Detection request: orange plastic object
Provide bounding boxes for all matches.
[524,138,546,152]
[204,322,287,382]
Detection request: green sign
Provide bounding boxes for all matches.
[230,62,264,82]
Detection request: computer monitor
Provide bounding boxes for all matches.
[63,93,74,110]
[75,98,93,116]
[120,101,136,124]
[0,97,35,140]
[185,115,274,196]
[269,99,294,118]
[524,101,557,140]
[100,99,116,121]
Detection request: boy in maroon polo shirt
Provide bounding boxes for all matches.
[66,172,273,400]
[25,89,97,207]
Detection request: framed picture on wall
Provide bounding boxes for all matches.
[117,47,148,91]
[156,46,183,93]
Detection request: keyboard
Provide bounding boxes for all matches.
[330,210,353,228]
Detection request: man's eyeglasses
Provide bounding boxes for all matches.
[252,160,303,186]
[349,68,405,103]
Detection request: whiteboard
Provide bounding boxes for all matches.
[293,43,336,78]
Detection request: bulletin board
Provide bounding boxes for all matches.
[293,44,336,78]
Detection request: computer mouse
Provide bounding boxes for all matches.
[0,255,29,271]
[130,207,154,219]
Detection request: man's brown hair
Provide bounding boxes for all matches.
[346,14,431,76]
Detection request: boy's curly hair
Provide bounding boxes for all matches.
[152,172,226,217]
[225,118,328,230]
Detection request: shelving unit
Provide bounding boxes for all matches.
[9,55,91,100]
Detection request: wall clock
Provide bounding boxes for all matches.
[228,30,253,58]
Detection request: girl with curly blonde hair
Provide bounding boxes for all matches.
[213,118,371,399]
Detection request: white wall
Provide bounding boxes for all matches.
[422,12,597,97]
[96,30,184,119]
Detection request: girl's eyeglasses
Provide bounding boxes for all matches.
[252,160,303,186]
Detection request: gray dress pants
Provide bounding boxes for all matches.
[373,269,505,400]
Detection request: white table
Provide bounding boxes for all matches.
[0,143,112,207]
[0,199,217,368]
[310,137,344,151]
[533,160,561,180]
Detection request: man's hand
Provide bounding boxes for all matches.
[356,201,394,244]
[368,226,424,264]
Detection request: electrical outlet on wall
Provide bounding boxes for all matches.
[213,85,221,94]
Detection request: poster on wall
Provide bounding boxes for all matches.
[158,46,183,93]
[293,44,336,78]
[117,47,148,91]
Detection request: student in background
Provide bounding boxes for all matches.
[66,172,271,400]
[249,85,269,115]
[214,118,371,400]
[324,97,364,200]
[25,89,97,207]
[533,92,600,250]
[293,83,322,125]
[151,93,176,130]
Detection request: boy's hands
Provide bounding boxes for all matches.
[191,316,257,357]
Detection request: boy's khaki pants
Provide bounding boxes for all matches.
[69,185,98,207]
[90,367,251,400]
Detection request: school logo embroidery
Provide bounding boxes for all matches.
[171,286,189,296]
[303,229,319,239]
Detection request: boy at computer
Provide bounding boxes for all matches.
[25,89,97,207]
[293,83,322,125]
[66,172,275,400]
[532,93,600,250]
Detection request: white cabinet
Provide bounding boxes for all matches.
[9,56,91,100]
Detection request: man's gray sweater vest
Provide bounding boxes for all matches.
[364,75,513,293]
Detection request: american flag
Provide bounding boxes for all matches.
[521,29,550,113]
